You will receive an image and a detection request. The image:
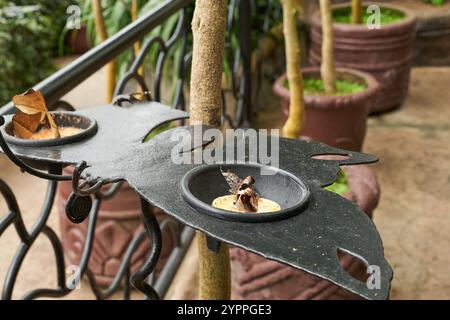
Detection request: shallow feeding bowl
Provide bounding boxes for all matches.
[181,163,310,223]
[1,111,97,147]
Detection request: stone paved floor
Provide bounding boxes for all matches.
[0,60,449,299]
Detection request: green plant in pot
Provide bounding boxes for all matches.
[308,0,417,114]
[231,0,381,300]
[274,0,379,153]
[279,0,380,226]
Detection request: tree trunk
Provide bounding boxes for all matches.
[320,0,336,94]
[92,0,116,102]
[189,0,231,300]
[280,0,305,139]
[351,0,362,24]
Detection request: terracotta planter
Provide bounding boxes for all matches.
[273,67,379,152]
[308,3,417,114]
[57,167,174,286]
[231,164,380,300]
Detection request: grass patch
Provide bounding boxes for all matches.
[333,7,405,25]
[284,78,366,96]
[325,170,350,195]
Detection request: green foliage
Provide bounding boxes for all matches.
[325,170,350,195]
[80,0,192,94]
[0,1,76,105]
[333,6,405,25]
[5,1,78,54]
[284,78,366,96]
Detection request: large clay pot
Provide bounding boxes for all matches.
[308,2,417,114]
[273,67,379,152]
[57,167,174,286]
[231,164,380,300]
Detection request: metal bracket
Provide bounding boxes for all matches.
[205,235,221,254]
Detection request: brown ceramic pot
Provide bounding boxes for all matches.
[231,164,380,300]
[273,67,379,152]
[57,167,174,286]
[308,2,417,114]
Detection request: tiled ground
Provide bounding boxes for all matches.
[0,59,449,299]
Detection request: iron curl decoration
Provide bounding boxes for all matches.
[113,92,153,107]
[72,161,106,197]
[130,199,163,300]
[114,8,190,111]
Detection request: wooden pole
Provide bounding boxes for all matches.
[319,0,336,94]
[280,0,305,139]
[92,0,116,102]
[351,0,362,24]
[189,0,231,300]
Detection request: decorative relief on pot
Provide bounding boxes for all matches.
[59,202,150,285]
